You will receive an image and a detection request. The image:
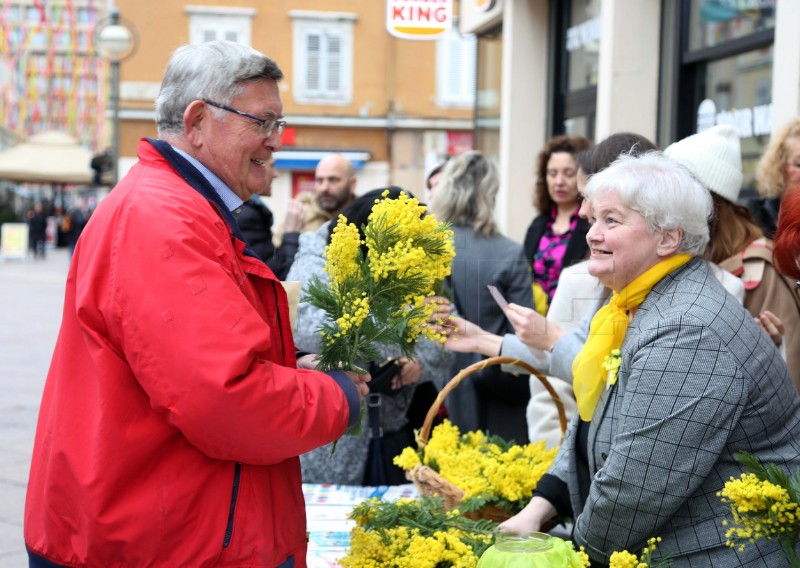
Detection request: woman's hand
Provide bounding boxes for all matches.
[498,496,557,535]
[426,296,453,324]
[755,310,784,347]
[438,315,503,356]
[506,304,564,351]
[391,359,422,390]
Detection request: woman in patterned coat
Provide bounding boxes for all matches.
[501,152,800,567]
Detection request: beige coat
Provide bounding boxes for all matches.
[721,237,800,390]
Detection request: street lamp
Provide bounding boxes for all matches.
[94,8,137,187]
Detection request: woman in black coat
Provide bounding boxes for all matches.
[524,135,592,313]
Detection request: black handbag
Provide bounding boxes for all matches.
[366,358,404,395]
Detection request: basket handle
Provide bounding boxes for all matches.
[417,356,568,448]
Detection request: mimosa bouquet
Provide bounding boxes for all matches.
[394,419,559,518]
[608,537,671,568]
[339,496,496,568]
[303,190,455,374]
[718,451,800,566]
[338,492,669,567]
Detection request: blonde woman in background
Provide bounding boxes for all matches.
[750,117,800,238]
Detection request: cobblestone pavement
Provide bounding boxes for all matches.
[0,247,69,567]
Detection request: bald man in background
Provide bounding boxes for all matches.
[275,153,358,241]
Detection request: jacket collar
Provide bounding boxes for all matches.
[145,138,261,261]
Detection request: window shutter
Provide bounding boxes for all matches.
[447,36,462,99]
[306,31,321,93]
[292,15,353,104]
[462,35,476,103]
[436,31,476,107]
[326,32,342,93]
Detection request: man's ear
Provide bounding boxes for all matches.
[184,100,208,146]
[657,227,683,257]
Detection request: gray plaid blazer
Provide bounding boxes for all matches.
[549,258,800,567]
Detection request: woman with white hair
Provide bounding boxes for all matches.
[501,152,800,566]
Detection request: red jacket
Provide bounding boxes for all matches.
[25,139,359,567]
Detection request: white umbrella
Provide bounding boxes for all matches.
[0,130,93,185]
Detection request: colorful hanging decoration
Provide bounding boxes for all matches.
[0,0,108,151]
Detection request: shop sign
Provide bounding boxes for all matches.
[0,223,29,260]
[566,16,601,52]
[704,0,774,12]
[386,0,452,40]
[696,98,772,138]
[473,0,497,13]
[446,131,474,155]
[280,127,296,147]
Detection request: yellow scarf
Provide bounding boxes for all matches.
[572,254,693,421]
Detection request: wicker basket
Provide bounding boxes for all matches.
[406,356,568,522]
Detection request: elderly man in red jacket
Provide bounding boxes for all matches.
[24,41,369,568]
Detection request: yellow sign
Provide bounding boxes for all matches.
[1,223,29,259]
[386,0,452,40]
[473,0,496,13]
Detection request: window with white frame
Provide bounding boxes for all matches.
[436,28,477,108]
[185,6,255,46]
[290,11,355,105]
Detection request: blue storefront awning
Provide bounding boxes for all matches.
[273,149,371,171]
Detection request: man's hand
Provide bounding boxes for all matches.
[344,370,370,400]
[296,354,319,370]
[283,198,306,233]
[297,354,370,399]
[297,353,317,370]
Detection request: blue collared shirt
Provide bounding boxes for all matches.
[171,146,244,213]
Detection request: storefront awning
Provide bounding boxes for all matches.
[273,149,371,171]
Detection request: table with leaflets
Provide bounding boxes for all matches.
[303,483,420,568]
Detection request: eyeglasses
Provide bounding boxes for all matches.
[203,99,286,138]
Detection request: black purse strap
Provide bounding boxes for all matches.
[366,393,383,438]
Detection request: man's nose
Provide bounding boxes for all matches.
[266,131,283,152]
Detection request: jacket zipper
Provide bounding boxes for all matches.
[223,462,241,548]
[270,282,287,363]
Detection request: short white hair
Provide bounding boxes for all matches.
[583,151,712,255]
[155,41,283,136]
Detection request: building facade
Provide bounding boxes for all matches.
[463,0,796,242]
[111,0,476,220]
[4,1,797,244]
[0,0,110,151]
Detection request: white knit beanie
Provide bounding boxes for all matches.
[664,124,743,203]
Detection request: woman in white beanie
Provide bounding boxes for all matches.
[665,124,800,391]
